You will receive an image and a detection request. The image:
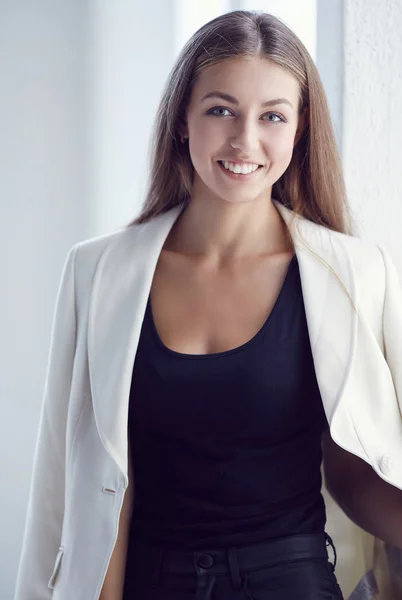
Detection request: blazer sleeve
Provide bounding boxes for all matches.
[377,244,402,412]
[14,243,80,600]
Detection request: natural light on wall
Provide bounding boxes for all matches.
[174,0,317,62]
[173,0,232,57]
[239,1,317,60]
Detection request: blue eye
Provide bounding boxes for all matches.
[207,107,232,117]
[206,106,286,123]
[264,113,286,123]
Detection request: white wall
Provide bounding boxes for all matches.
[316,0,344,151]
[173,0,232,56]
[343,0,402,271]
[87,0,174,234]
[238,0,317,60]
[1,2,89,597]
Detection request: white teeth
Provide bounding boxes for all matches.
[222,161,260,174]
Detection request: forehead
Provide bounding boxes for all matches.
[191,57,300,106]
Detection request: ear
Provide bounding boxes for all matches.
[294,107,308,147]
[177,118,189,140]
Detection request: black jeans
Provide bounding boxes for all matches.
[123,532,344,599]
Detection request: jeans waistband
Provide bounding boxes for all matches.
[129,532,336,590]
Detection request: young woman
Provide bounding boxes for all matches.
[14,10,402,600]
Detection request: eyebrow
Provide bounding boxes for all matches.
[200,91,294,109]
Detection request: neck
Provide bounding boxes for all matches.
[164,194,293,265]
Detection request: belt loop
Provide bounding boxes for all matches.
[150,547,165,588]
[226,547,242,590]
[325,533,337,572]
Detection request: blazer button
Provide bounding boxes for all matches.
[379,455,392,476]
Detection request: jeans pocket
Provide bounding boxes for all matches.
[242,559,344,600]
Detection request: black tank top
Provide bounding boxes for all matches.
[127,254,327,549]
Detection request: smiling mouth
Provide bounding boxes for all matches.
[217,160,264,175]
[218,160,263,166]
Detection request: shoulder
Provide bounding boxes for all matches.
[327,227,384,273]
[324,230,401,303]
[295,212,385,283]
[278,201,385,276]
[69,205,184,284]
[324,227,389,330]
[73,205,184,262]
[69,227,137,283]
[61,227,140,310]
[72,214,168,270]
[297,219,388,329]
[65,222,152,303]
[75,226,136,261]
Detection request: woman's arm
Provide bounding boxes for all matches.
[322,428,402,549]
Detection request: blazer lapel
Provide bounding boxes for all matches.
[87,204,185,482]
[87,200,358,482]
[274,201,358,427]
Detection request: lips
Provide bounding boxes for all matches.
[218,160,263,167]
[218,160,263,174]
[216,160,263,180]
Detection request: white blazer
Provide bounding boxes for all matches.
[14,200,402,600]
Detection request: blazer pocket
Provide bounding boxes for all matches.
[47,545,64,589]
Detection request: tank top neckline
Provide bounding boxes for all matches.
[146,254,297,360]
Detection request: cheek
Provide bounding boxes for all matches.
[187,123,222,174]
[189,119,220,153]
[262,130,298,179]
[265,128,297,159]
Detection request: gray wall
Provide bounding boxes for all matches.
[1,2,89,595]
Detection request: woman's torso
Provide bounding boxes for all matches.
[126,250,328,549]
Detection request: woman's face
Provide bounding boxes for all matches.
[181,56,305,206]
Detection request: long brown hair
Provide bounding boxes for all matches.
[127,10,354,235]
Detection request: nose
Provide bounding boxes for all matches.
[229,118,260,154]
